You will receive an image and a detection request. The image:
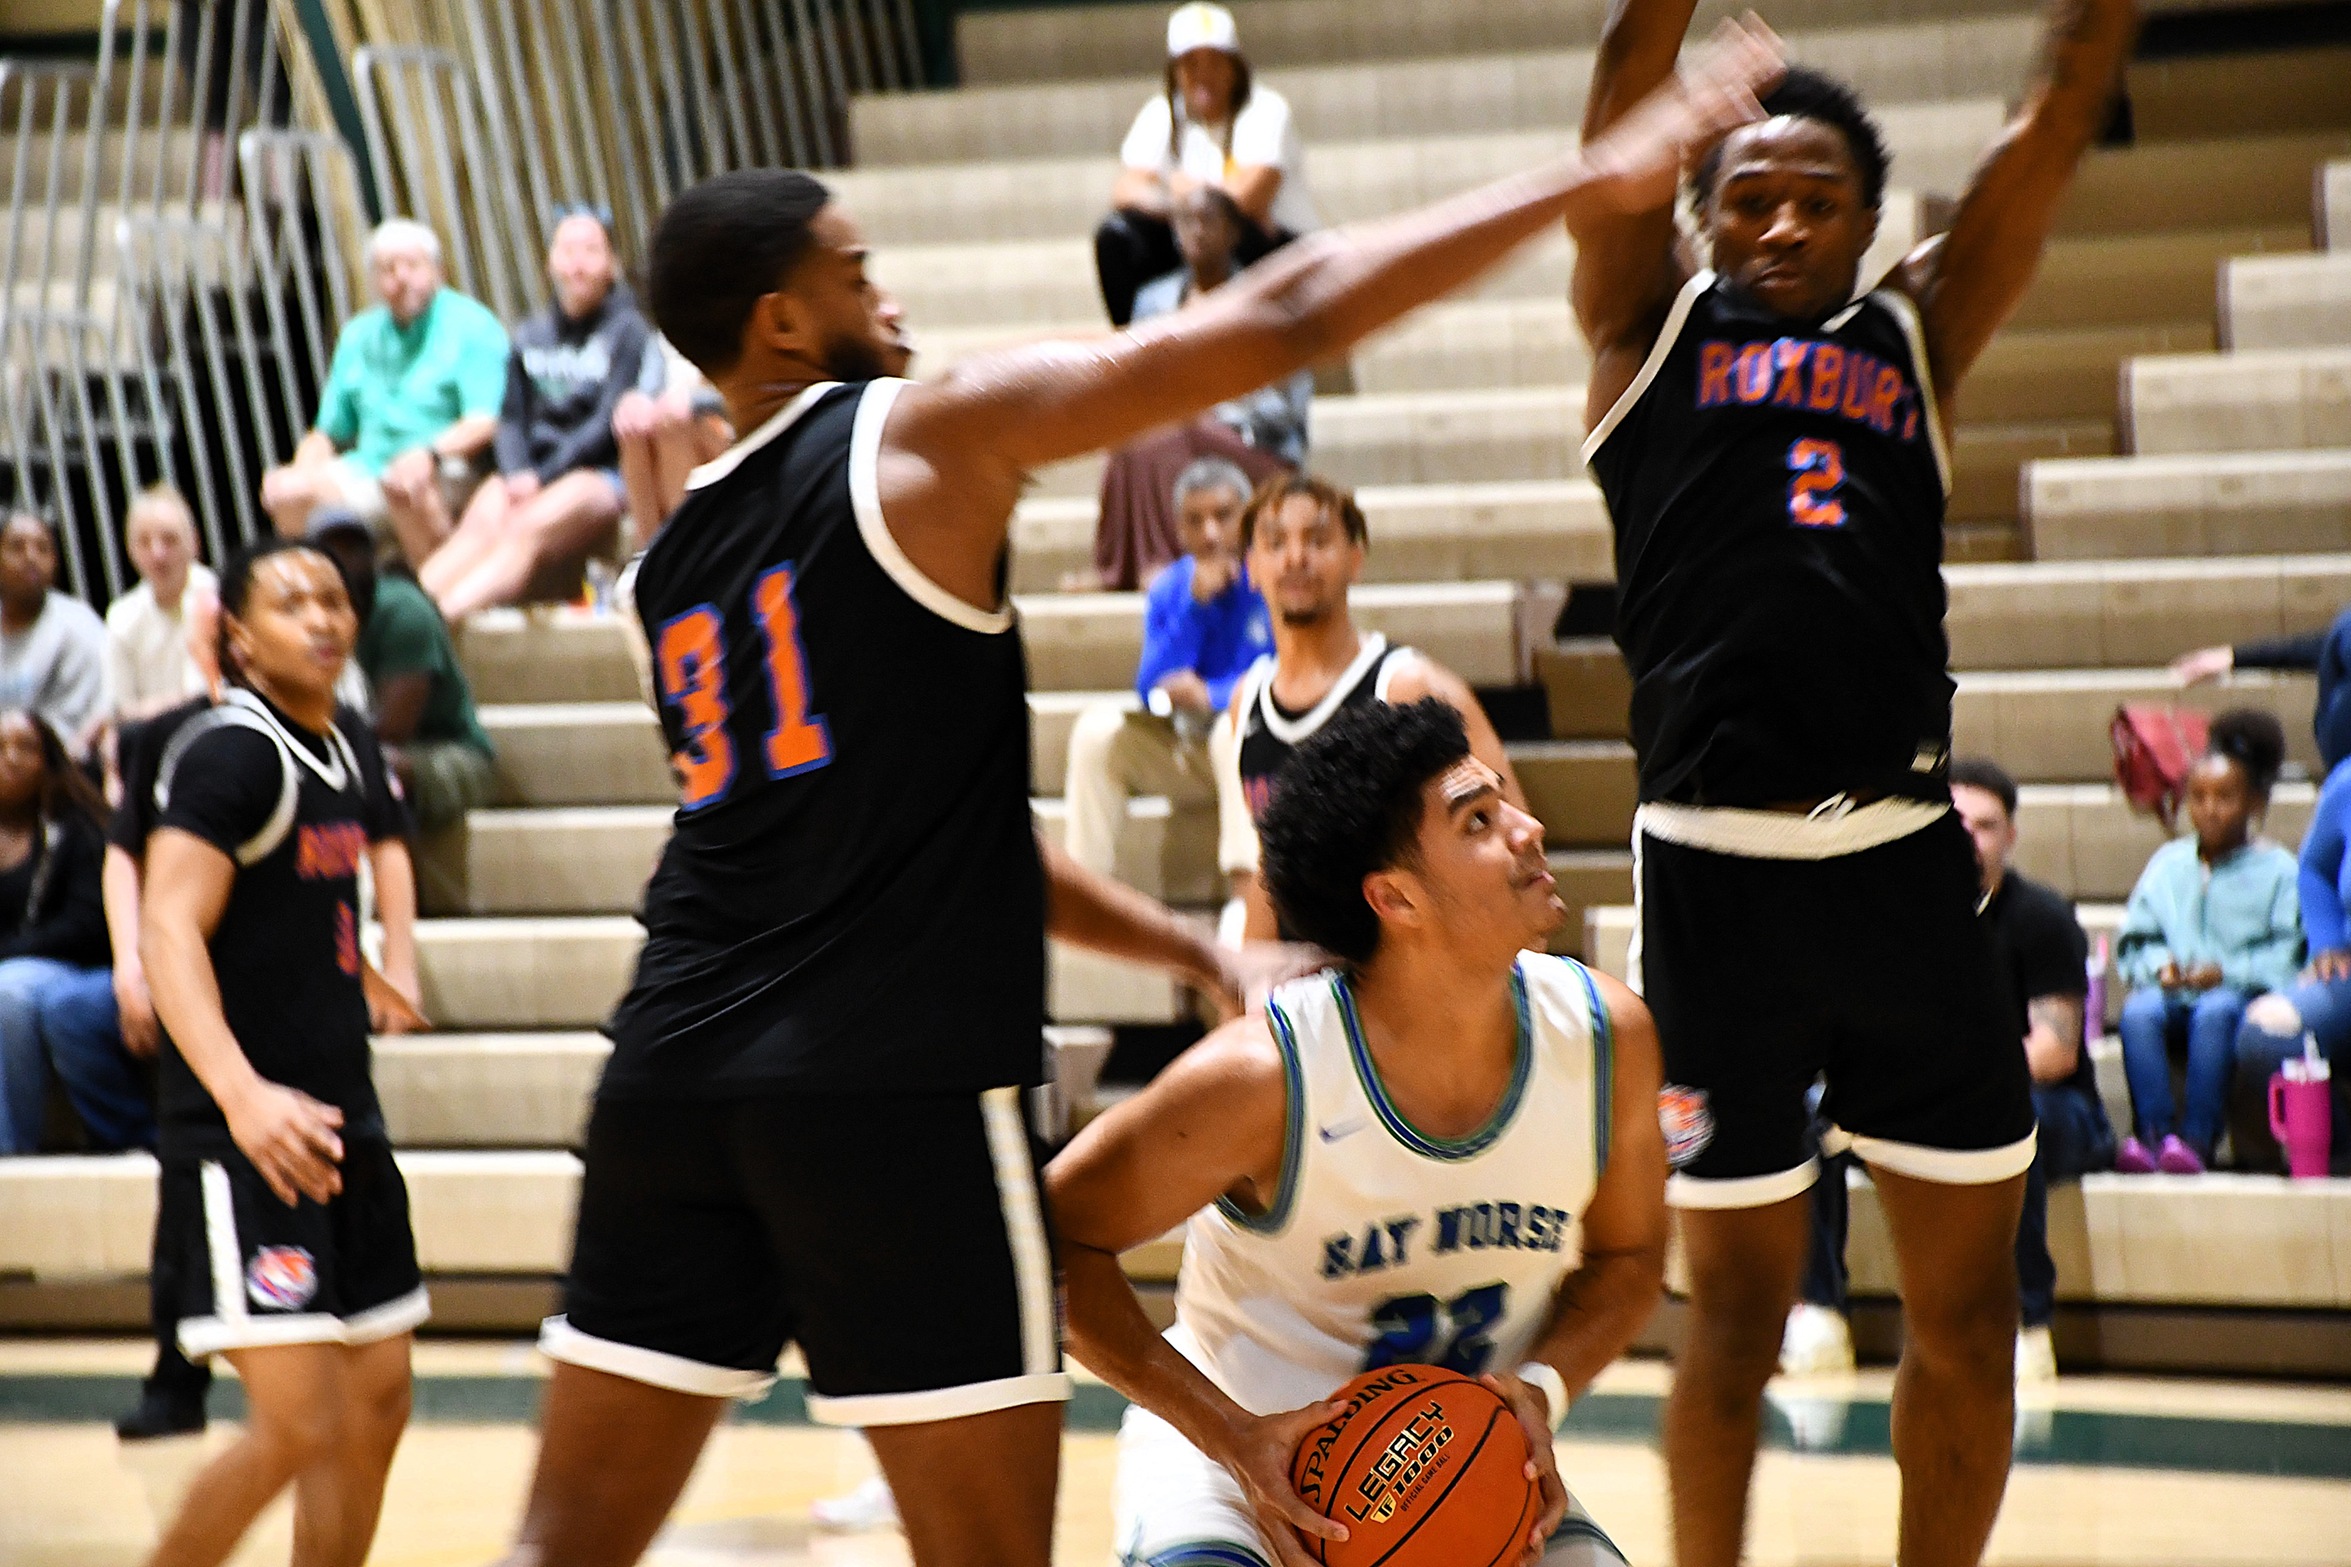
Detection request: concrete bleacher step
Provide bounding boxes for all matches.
[948,0,2036,87]
[2013,225,2308,331]
[2025,449,2351,560]
[2011,781,2316,905]
[481,702,669,806]
[863,14,2035,164]
[12,1140,2346,1308]
[1943,555,2351,669]
[1024,579,1526,691]
[419,807,668,917]
[2057,133,2351,237]
[2222,250,2351,349]
[837,102,2001,245]
[414,911,1194,1030]
[2125,346,2351,454]
[374,1033,608,1148]
[2324,160,2349,248]
[2123,48,2351,143]
[454,611,640,706]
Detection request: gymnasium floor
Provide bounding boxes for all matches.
[1,1342,2346,1567]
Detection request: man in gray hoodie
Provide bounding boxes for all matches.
[421,208,652,620]
[0,512,109,757]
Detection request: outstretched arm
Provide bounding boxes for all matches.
[1892,0,2138,397]
[1571,0,1707,431]
[878,28,1779,608]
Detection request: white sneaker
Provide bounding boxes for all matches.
[1778,1302,1855,1376]
[811,1475,901,1531]
[2016,1324,2059,1386]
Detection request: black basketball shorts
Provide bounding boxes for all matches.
[543,1085,1068,1425]
[1630,800,2037,1208]
[157,1137,429,1359]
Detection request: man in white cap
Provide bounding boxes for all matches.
[1096,2,1320,326]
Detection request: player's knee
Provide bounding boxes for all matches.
[1901,1262,2019,1367]
[254,1391,346,1471]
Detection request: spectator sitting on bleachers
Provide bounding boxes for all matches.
[0,708,123,1155]
[1781,758,2111,1384]
[421,208,653,622]
[306,511,495,847]
[1064,457,1269,881]
[2232,753,2351,1173]
[1133,185,1313,465]
[612,332,731,551]
[0,511,111,758]
[2172,603,2350,773]
[104,485,216,724]
[2114,709,2302,1174]
[259,219,509,562]
[1095,1,1316,327]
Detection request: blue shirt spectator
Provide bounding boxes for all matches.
[1134,552,1270,712]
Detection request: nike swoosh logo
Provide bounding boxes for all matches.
[1318,1120,1367,1144]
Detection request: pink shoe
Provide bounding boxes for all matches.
[2156,1135,2207,1175]
[2113,1136,2158,1174]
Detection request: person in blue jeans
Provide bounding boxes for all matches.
[2232,754,2351,1172]
[2114,710,2303,1174]
[0,707,127,1154]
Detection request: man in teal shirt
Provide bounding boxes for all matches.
[262,219,509,567]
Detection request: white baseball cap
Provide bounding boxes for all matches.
[1167,2,1240,58]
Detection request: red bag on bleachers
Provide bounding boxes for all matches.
[2111,704,2210,832]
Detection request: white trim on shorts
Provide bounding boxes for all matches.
[809,1085,1075,1427]
[1822,1123,2039,1185]
[1667,1158,1820,1211]
[537,1314,777,1401]
[177,1161,430,1358]
[1634,797,1949,861]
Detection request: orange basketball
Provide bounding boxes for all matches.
[1288,1365,1537,1567]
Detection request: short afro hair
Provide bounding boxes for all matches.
[1260,697,1472,965]
[1239,470,1369,553]
[1690,64,1890,212]
[1948,756,2018,820]
[649,169,831,378]
[2208,707,2287,800]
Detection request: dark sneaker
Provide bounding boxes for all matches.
[115,1387,207,1441]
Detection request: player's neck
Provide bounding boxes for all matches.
[1270,616,1362,700]
[1346,945,1521,1136]
[715,356,834,444]
[243,675,334,734]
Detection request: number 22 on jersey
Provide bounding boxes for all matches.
[655,563,833,810]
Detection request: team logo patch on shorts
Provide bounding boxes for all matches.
[246,1246,318,1311]
[1658,1085,1715,1168]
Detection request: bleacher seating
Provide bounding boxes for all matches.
[3,0,2346,1350]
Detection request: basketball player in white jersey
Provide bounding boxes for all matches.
[1219,472,1526,941]
[1051,697,1667,1567]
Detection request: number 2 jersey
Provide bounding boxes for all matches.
[606,379,1047,1097]
[1171,955,1612,1416]
[1584,270,1955,809]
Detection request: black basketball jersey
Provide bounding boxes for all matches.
[1233,633,1412,826]
[1585,271,1956,808]
[153,689,401,1157]
[606,379,1046,1096]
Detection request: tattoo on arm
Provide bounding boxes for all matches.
[2029,994,2085,1050]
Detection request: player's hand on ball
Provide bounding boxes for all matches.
[1215,1400,1352,1567]
[1481,1371,1569,1567]
[228,1081,346,1206]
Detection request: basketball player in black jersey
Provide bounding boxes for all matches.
[1218,472,1527,940]
[138,539,423,1567]
[1571,4,2138,1565]
[491,33,1780,1567]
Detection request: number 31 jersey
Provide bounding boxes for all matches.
[1584,270,1954,811]
[1171,955,1612,1416]
[606,379,1045,1098]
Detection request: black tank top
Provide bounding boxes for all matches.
[1234,633,1411,827]
[607,380,1045,1096]
[1585,272,1955,807]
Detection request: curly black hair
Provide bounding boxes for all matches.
[1259,697,1471,966]
[1689,64,1890,212]
[2208,707,2287,800]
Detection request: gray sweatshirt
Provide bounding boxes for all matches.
[0,592,111,752]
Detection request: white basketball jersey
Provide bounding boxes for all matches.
[1171,954,1614,1416]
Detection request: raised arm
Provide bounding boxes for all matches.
[1890,0,2139,396]
[1571,0,1707,429]
[879,29,1778,604]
